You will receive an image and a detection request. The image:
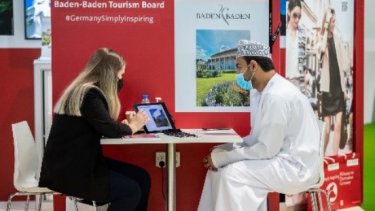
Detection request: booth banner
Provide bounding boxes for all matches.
[285,0,355,157]
[174,0,269,112]
[308,153,361,210]
[51,0,175,109]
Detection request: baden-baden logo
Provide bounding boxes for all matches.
[196,4,251,25]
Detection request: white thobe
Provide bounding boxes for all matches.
[198,74,320,211]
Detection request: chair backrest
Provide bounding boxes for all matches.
[314,119,327,187]
[11,121,40,190]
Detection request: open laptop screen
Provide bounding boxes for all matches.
[134,102,176,133]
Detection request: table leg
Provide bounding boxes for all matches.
[167,143,176,211]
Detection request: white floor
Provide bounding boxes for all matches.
[0,200,107,211]
[339,207,365,211]
[0,201,53,211]
[0,201,364,211]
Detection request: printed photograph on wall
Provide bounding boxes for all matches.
[285,0,354,157]
[196,29,250,107]
[175,0,269,112]
[0,0,13,35]
[24,0,50,39]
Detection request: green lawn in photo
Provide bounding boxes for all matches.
[196,73,235,106]
[363,123,375,210]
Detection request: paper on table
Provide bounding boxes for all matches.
[199,129,236,135]
[125,133,160,139]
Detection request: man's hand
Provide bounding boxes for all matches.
[203,154,218,171]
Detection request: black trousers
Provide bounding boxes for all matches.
[106,158,151,211]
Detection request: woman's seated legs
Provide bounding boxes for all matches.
[106,158,151,211]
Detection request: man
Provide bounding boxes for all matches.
[197,40,320,211]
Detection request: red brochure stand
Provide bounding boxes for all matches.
[308,153,361,210]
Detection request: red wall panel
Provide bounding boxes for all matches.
[0,49,40,199]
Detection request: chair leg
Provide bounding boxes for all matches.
[317,191,323,211]
[92,201,98,211]
[25,195,30,211]
[310,192,319,211]
[6,200,11,211]
[322,190,332,211]
[37,194,44,211]
[6,192,53,211]
[69,197,103,211]
[73,198,79,211]
[6,192,17,211]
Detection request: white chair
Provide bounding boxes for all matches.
[305,119,332,211]
[7,121,56,211]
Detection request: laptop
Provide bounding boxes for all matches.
[133,102,196,137]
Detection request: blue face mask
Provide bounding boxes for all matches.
[236,73,253,91]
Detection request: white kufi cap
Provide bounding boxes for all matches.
[236,40,271,58]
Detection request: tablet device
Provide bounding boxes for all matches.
[134,102,176,133]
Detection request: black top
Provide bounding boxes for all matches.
[39,87,132,202]
[321,37,345,116]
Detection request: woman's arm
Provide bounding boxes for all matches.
[81,88,133,138]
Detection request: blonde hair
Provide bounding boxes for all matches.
[320,8,335,36]
[54,48,125,119]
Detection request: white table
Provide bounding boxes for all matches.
[101,129,243,211]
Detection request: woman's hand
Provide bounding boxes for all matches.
[124,110,149,134]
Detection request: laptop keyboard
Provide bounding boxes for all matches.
[162,129,197,138]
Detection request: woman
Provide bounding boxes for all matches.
[286,0,305,84]
[39,48,150,211]
[317,9,347,156]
